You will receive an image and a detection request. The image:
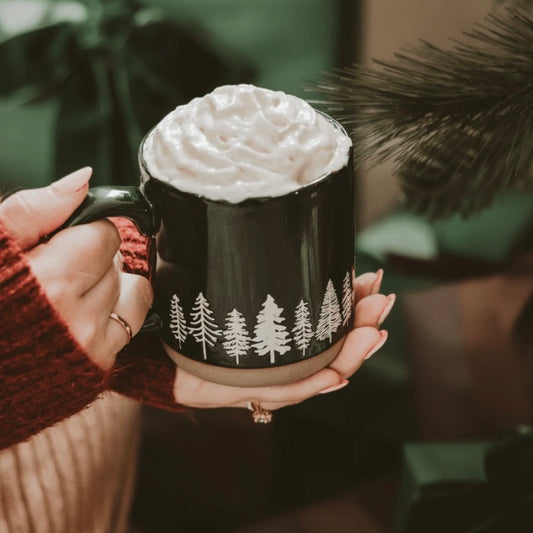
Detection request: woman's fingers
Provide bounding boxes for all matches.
[172,271,395,411]
[328,326,386,379]
[3,173,156,373]
[253,376,351,411]
[173,324,387,410]
[240,367,345,407]
[353,269,383,303]
[98,273,153,369]
[173,366,345,410]
[354,293,396,328]
[70,266,152,370]
[252,371,346,408]
[0,168,92,250]
[80,253,122,318]
[28,219,122,296]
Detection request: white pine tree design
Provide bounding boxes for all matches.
[316,279,343,343]
[189,292,222,360]
[253,295,291,364]
[292,299,314,356]
[169,294,188,349]
[223,308,251,365]
[341,271,353,326]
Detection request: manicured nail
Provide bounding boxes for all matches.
[52,167,92,193]
[378,293,396,326]
[364,330,388,360]
[371,269,384,295]
[319,379,349,394]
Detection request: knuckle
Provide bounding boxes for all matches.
[61,265,101,291]
[322,367,340,381]
[6,190,34,217]
[79,220,121,256]
[95,219,122,252]
[0,191,35,232]
[61,268,84,288]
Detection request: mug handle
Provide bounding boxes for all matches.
[61,186,162,334]
[63,186,157,236]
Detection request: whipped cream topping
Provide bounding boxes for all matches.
[142,84,352,203]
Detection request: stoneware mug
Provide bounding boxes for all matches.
[65,118,355,387]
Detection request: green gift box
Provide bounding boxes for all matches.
[0,0,342,192]
[0,0,250,190]
[397,428,533,532]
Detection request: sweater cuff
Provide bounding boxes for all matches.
[0,223,106,449]
[111,218,181,411]
[110,334,181,411]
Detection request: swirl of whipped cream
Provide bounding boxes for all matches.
[142,84,352,203]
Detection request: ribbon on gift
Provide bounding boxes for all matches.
[396,427,533,533]
[0,0,251,185]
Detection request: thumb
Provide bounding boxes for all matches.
[0,167,92,250]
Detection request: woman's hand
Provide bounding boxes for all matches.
[172,269,394,410]
[0,168,153,370]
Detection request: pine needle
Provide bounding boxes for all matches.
[309,7,533,218]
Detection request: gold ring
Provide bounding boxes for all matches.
[247,402,273,424]
[109,312,133,344]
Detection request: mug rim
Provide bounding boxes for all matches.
[137,110,352,206]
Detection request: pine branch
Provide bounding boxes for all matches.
[497,0,533,9]
[310,7,533,218]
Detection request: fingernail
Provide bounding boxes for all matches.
[52,167,92,193]
[364,330,388,360]
[371,269,384,295]
[378,293,396,326]
[319,379,349,394]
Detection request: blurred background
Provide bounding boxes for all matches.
[1,0,533,531]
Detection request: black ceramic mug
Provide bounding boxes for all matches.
[67,120,355,387]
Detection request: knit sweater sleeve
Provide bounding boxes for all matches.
[109,219,181,411]
[0,223,107,449]
[0,218,180,451]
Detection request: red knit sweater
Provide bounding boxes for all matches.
[0,218,180,450]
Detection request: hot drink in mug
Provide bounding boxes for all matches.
[67,85,355,387]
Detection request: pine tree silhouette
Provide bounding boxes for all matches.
[316,279,342,343]
[189,292,221,360]
[253,295,291,364]
[169,294,188,349]
[223,308,251,365]
[292,299,314,356]
[341,271,353,327]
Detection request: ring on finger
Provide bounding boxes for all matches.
[246,401,273,424]
[109,312,133,344]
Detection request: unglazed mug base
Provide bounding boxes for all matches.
[163,335,347,388]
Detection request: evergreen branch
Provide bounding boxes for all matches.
[496,0,533,10]
[310,7,533,218]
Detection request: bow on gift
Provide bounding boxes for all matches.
[0,0,251,185]
[397,427,533,532]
